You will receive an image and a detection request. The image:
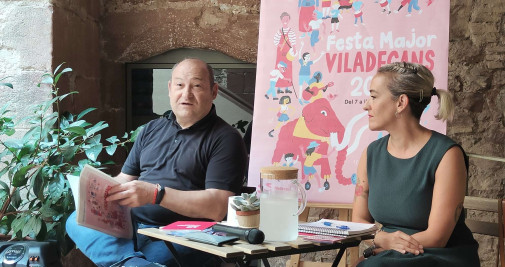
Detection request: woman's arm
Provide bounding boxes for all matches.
[411,146,467,247]
[352,147,423,255]
[352,149,373,224]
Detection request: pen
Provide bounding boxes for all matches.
[323,222,350,230]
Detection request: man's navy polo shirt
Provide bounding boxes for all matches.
[121,106,247,225]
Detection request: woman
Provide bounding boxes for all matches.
[352,62,480,266]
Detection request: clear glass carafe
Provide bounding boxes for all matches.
[259,166,307,241]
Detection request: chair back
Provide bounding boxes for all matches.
[464,196,504,267]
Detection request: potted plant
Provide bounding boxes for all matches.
[230,191,260,228]
[0,64,142,255]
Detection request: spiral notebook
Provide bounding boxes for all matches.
[298,219,377,236]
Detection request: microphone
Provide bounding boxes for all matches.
[211,224,265,244]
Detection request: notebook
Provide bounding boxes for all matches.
[299,232,347,244]
[298,219,377,236]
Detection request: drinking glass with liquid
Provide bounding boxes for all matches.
[259,166,307,242]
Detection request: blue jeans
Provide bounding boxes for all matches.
[66,211,216,267]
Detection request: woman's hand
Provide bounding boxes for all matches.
[375,230,424,255]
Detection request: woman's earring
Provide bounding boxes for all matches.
[395,111,400,118]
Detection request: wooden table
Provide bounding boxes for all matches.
[138,228,371,267]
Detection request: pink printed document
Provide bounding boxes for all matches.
[160,221,217,231]
[68,165,133,239]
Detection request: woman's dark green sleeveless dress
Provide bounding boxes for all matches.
[358,131,480,267]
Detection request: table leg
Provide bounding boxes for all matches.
[164,241,183,267]
[331,247,346,267]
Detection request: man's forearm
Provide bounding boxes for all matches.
[159,187,234,222]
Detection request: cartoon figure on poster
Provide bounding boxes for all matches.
[298,44,325,104]
[301,71,335,104]
[352,1,365,26]
[378,0,392,14]
[265,61,288,101]
[305,10,326,52]
[274,12,296,94]
[269,95,293,137]
[299,141,337,192]
[298,0,319,37]
[329,2,344,33]
[282,153,299,167]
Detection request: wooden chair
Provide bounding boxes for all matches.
[463,196,505,267]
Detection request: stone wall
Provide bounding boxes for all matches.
[0,1,53,139]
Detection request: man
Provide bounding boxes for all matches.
[66,58,248,267]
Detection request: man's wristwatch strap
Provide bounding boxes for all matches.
[155,184,165,204]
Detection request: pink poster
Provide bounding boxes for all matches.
[248,0,449,204]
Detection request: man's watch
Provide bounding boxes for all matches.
[155,184,165,204]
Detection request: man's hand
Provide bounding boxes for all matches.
[106,181,156,207]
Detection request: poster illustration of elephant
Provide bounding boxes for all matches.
[249,0,449,203]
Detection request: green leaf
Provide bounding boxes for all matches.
[106,136,119,144]
[0,180,9,192]
[22,216,42,237]
[53,62,65,74]
[54,67,72,84]
[39,205,59,218]
[11,216,27,233]
[0,215,14,235]
[86,122,108,137]
[105,144,117,155]
[4,128,15,136]
[12,164,34,187]
[42,96,59,113]
[40,75,53,85]
[61,145,79,162]
[31,168,45,199]
[86,134,101,145]
[58,91,78,101]
[67,120,88,128]
[65,126,86,136]
[0,77,13,89]
[17,143,36,160]
[130,125,144,142]
[77,107,97,120]
[35,220,47,241]
[48,173,65,200]
[0,167,9,180]
[78,159,91,169]
[85,144,102,162]
[0,82,13,89]
[10,188,21,209]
